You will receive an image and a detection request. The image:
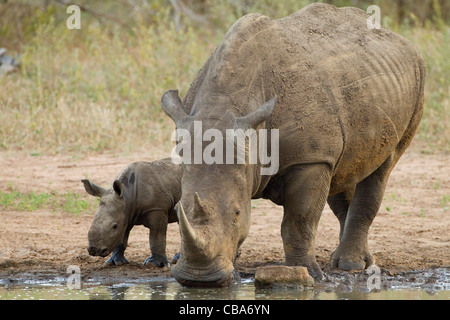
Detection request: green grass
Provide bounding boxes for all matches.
[441,194,449,212]
[0,188,98,214]
[389,191,407,203]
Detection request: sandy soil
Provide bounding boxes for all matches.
[0,144,449,283]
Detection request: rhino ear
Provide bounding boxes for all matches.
[82,179,106,197]
[161,89,189,125]
[236,95,276,129]
[113,180,124,199]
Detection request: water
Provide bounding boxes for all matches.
[1,269,449,300]
[0,281,448,300]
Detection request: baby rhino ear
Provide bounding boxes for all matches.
[82,179,106,197]
[113,180,125,199]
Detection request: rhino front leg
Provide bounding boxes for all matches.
[105,227,131,266]
[331,155,395,271]
[281,163,332,281]
[105,244,129,266]
[143,211,170,268]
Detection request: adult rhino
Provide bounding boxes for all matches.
[161,3,425,287]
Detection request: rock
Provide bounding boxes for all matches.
[255,265,314,289]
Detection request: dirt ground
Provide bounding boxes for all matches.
[0,142,449,283]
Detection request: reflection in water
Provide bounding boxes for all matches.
[104,285,129,300]
[0,269,448,300]
[0,279,448,300]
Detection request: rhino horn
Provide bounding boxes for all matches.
[177,202,206,250]
[193,192,214,220]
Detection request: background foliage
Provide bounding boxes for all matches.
[0,0,448,154]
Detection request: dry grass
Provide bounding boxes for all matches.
[403,27,450,152]
[0,6,217,154]
[0,1,448,155]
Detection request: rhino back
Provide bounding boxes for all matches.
[114,160,182,220]
[134,160,182,210]
[189,3,425,190]
[275,4,425,188]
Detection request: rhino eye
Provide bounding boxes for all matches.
[235,211,240,216]
[112,223,118,230]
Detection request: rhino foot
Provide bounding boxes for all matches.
[104,244,130,266]
[144,253,170,268]
[302,261,323,281]
[285,255,324,281]
[330,244,374,271]
[105,254,130,266]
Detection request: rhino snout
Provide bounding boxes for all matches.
[172,262,235,288]
[88,245,110,257]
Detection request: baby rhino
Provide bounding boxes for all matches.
[82,159,182,268]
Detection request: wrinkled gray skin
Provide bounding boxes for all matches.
[161,3,425,287]
[83,160,182,267]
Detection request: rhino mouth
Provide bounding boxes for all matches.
[172,261,235,287]
[173,200,237,287]
[87,245,110,257]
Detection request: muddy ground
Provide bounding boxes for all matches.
[0,143,449,285]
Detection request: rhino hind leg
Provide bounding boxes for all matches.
[327,187,355,242]
[330,92,423,272]
[281,163,332,280]
[330,155,396,271]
